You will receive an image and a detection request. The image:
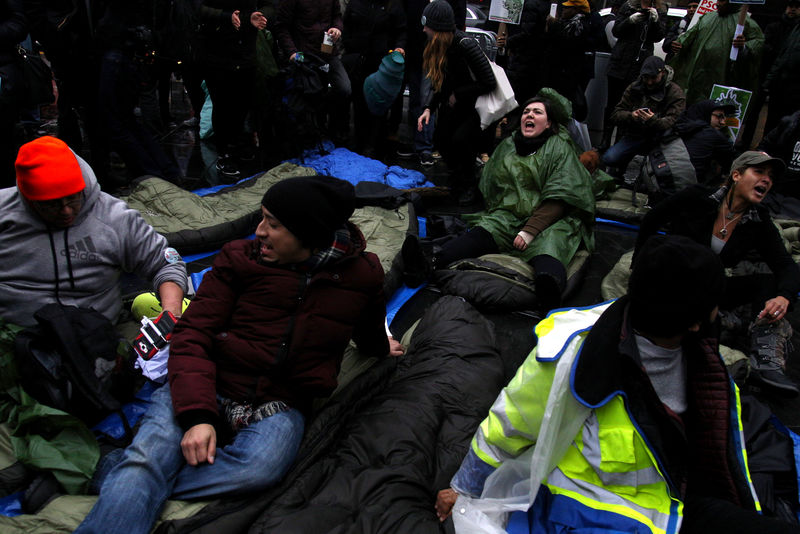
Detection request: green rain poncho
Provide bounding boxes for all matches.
[670,10,763,105]
[464,130,596,267]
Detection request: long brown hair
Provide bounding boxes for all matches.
[422,31,454,93]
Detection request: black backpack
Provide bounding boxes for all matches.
[14,304,136,443]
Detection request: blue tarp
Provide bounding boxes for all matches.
[287,143,434,190]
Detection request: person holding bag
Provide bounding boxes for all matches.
[416,0,496,206]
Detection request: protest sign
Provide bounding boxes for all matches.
[709,84,752,140]
[489,0,525,24]
[687,0,716,30]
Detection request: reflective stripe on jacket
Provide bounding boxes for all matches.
[455,301,758,534]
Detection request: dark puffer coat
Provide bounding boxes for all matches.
[168,223,389,428]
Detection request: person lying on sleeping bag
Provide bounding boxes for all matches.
[0,136,187,327]
[75,176,404,534]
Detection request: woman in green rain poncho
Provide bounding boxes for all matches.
[402,90,596,313]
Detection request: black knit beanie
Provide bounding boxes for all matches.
[629,235,725,338]
[261,176,355,249]
[422,0,456,32]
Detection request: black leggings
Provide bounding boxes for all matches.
[438,227,568,309]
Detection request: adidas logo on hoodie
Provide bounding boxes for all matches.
[62,236,99,262]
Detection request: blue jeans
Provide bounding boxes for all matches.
[75,384,304,534]
[407,66,435,154]
[601,134,654,171]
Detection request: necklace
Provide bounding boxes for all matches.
[718,204,741,237]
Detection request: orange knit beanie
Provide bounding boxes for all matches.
[15,136,85,201]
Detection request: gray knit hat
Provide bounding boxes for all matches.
[422,0,456,32]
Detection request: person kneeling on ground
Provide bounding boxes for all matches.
[75,176,404,534]
[436,235,798,534]
[0,136,187,327]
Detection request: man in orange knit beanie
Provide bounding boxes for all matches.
[0,136,187,327]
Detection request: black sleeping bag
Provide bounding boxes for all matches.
[247,295,512,533]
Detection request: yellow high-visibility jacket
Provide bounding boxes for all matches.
[451,298,759,534]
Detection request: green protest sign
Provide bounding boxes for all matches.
[709,84,752,141]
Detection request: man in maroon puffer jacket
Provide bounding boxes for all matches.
[76,175,403,534]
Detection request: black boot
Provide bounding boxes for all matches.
[401,235,436,288]
[747,319,799,397]
[596,125,615,153]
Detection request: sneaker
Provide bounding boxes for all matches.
[420,152,435,166]
[747,320,799,397]
[396,144,415,158]
[431,150,442,160]
[216,155,241,179]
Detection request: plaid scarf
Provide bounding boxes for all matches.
[302,225,352,273]
[221,397,289,432]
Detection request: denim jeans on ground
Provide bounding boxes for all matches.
[75,384,304,534]
[601,134,653,170]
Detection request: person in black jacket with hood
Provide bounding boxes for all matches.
[675,99,737,184]
[416,0,496,206]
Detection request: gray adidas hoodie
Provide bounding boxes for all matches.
[0,152,188,327]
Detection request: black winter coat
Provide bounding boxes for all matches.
[675,99,736,183]
[425,30,496,113]
[342,0,407,74]
[505,0,550,102]
[607,0,667,82]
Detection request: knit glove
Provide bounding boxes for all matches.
[629,12,645,22]
[648,8,658,21]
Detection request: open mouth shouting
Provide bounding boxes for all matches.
[519,101,551,139]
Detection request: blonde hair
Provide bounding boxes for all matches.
[422,31,454,93]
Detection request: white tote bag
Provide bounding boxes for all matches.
[475,61,518,130]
